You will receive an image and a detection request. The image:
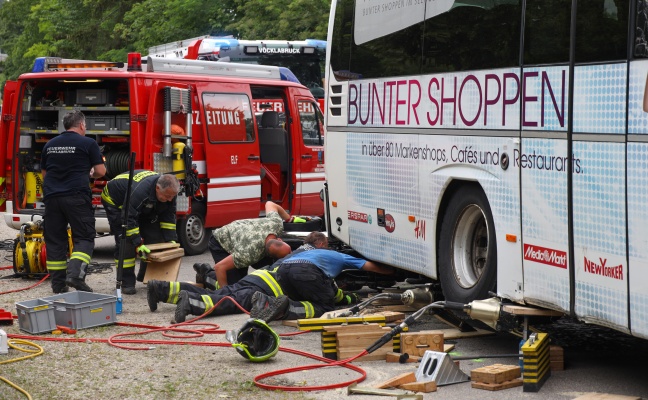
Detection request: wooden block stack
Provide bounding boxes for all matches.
[374,372,437,393]
[400,330,444,357]
[322,324,393,361]
[142,242,184,283]
[550,345,564,371]
[471,364,522,391]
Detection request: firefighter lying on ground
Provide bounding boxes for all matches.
[195,230,328,290]
[147,247,394,323]
[207,201,293,288]
[101,170,180,294]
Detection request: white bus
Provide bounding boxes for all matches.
[324,0,648,339]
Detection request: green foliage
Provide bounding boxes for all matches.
[0,0,331,86]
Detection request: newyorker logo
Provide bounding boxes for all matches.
[523,244,567,269]
[583,257,623,281]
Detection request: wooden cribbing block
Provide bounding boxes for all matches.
[471,378,523,391]
[398,381,437,393]
[386,351,421,363]
[144,242,181,251]
[374,372,416,389]
[471,364,521,384]
[401,330,444,357]
[335,325,393,361]
[146,247,185,262]
[549,345,564,371]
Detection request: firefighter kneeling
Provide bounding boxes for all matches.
[101,170,180,294]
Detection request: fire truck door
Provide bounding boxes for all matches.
[201,92,261,225]
[294,99,325,216]
[0,81,18,212]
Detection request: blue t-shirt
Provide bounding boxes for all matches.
[42,131,103,199]
[285,249,367,278]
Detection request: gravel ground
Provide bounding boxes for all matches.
[0,217,426,400]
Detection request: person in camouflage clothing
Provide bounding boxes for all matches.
[206,202,292,287]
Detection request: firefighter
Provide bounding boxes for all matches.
[194,230,329,290]
[148,267,333,324]
[41,110,106,294]
[101,170,179,294]
[147,248,379,324]
[206,201,293,288]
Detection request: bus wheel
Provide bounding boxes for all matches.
[438,185,497,304]
[177,201,211,256]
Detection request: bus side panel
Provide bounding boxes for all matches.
[0,81,19,213]
[520,65,572,312]
[626,60,648,340]
[520,138,570,312]
[572,63,629,333]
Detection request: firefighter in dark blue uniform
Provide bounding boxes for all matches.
[101,170,179,294]
[41,110,106,293]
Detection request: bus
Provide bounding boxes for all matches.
[324,0,648,339]
[148,37,327,108]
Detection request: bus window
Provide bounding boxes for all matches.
[524,0,571,65]
[576,0,628,63]
[422,0,521,73]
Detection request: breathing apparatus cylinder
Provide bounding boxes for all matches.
[172,142,186,179]
[25,172,44,204]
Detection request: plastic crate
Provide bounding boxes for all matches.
[15,299,57,334]
[41,292,117,330]
[116,114,130,132]
[86,115,116,131]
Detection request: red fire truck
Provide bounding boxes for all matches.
[148,37,327,111]
[0,54,325,257]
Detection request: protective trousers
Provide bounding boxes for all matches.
[103,203,165,288]
[275,261,337,317]
[154,270,318,319]
[43,195,95,290]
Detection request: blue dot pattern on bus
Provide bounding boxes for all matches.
[573,64,626,135]
[627,142,648,336]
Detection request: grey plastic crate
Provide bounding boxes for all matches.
[41,292,117,330]
[15,298,57,334]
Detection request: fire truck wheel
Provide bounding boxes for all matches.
[177,201,210,256]
[438,184,497,305]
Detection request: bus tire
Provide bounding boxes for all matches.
[177,201,211,256]
[438,185,497,305]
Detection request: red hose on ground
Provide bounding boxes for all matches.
[0,273,49,295]
[6,292,368,392]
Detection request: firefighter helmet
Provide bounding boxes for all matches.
[228,318,280,362]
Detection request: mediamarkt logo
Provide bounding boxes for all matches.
[259,47,300,54]
[523,244,567,269]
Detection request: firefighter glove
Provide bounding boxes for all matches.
[336,292,361,306]
[137,244,151,258]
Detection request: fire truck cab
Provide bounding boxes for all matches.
[0,54,325,255]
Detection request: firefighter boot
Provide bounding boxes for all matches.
[193,263,214,285]
[122,268,137,295]
[250,292,289,323]
[65,261,93,292]
[136,260,148,283]
[147,279,163,312]
[50,270,69,294]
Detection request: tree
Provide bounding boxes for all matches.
[228,0,329,40]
